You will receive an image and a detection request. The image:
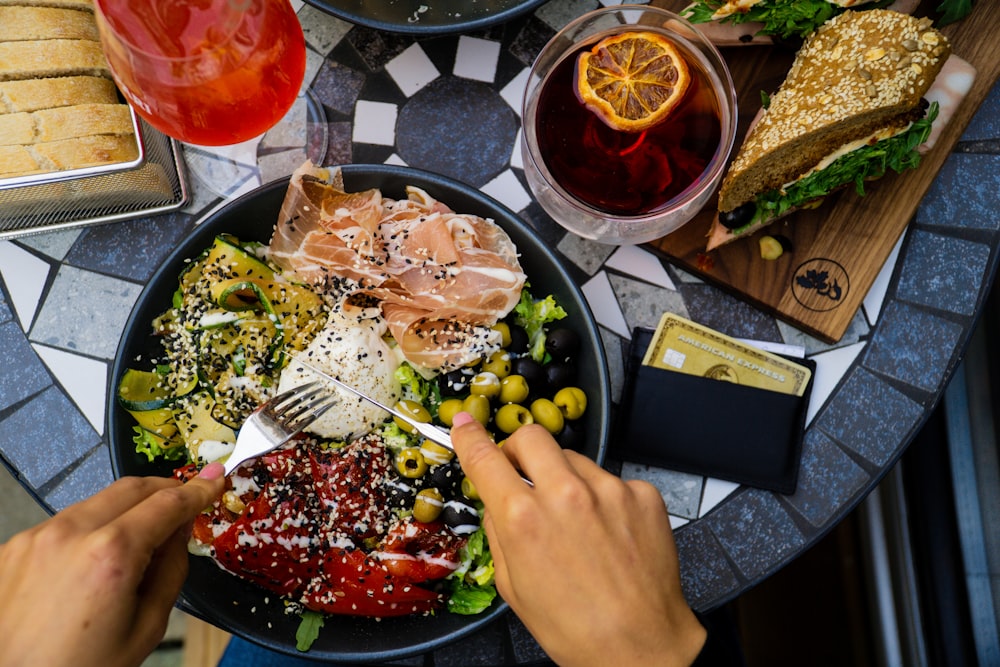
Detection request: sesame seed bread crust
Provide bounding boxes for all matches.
[717,9,950,213]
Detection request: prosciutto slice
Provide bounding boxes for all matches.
[268,162,527,370]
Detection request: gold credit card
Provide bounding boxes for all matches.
[642,313,811,397]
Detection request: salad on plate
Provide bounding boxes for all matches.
[116,162,591,650]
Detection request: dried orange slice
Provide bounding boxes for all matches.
[576,30,691,133]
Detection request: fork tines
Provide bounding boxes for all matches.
[270,381,338,432]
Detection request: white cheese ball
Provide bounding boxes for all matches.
[279,311,402,440]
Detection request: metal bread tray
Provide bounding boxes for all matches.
[0,104,146,191]
[0,118,187,240]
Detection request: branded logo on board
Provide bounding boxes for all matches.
[791,258,850,312]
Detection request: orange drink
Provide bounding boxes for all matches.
[95,0,306,146]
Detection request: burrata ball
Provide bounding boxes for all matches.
[279,311,402,440]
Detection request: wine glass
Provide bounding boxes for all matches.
[520,5,737,245]
[94,0,306,147]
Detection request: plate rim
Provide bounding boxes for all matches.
[300,0,547,35]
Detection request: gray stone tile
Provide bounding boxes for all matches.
[704,489,806,582]
[608,273,688,334]
[299,4,353,57]
[0,288,9,325]
[785,430,869,528]
[915,153,1000,232]
[312,60,366,116]
[29,266,143,360]
[896,229,990,317]
[510,17,556,68]
[673,519,740,611]
[19,228,81,261]
[45,445,115,511]
[0,386,99,488]
[815,367,923,467]
[396,78,518,187]
[65,212,195,282]
[508,613,549,663]
[0,321,50,411]
[620,463,704,520]
[557,234,616,275]
[432,618,506,666]
[347,26,413,72]
[323,121,353,166]
[864,301,963,394]
[961,78,1000,142]
[679,283,783,342]
[536,0,601,31]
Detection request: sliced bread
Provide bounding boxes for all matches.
[0,103,133,145]
[0,39,110,82]
[0,75,118,114]
[0,6,100,42]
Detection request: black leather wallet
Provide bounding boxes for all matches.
[612,327,814,494]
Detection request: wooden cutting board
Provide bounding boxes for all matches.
[644,0,1000,343]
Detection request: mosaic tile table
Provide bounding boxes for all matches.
[3,2,1000,664]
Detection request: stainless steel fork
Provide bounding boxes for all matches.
[223,381,338,475]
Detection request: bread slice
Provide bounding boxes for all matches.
[0,39,110,82]
[0,6,100,42]
[717,10,950,214]
[0,144,43,176]
[0,0,93,10]
[30,133,138,170]
[0,103,133,146]
[0,75,118,114]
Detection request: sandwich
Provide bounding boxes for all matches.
[706,9,950,251]
[681,0,949,41]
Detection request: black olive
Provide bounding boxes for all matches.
[511,357,547,395]
[439,367,475,396]
[426,460,463,498]
[544,328,580,363]
[507,324,529,354]
[441,500,480,536]
[556,419,585,451]
[544,361,576,391]
[774,235,794,252]
[385,477,419,510]
[719,202,756,229]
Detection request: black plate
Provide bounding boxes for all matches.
[108,164,610,662]
[302,0,546,35]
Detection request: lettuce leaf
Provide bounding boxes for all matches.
[683,0,893,40]
[295,610,324,652]
[936,0,974,26]
[447,522,496,615]
[736,103,938,232]
[513,287,567,363]
[132,427,186,463]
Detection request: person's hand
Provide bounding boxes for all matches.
[450,413,706,667]
[0,463,226,667]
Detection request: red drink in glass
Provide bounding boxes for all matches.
[534,34,723,216]
[95,0,306,146]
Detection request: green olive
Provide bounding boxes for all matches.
[462,394,491,425]
[394,399,431,433]
[413,488,444,523]
[421,440,454,466]
[470,371,501,399]
[437,398,464,426]
[530,398,564,434]
[481,350,511,378]
[461,476,480,501]
[499,374,530,404]
[553,386,587,420]
[495,403,534,434]
[492,322,512,348]
[396,447,428,478]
